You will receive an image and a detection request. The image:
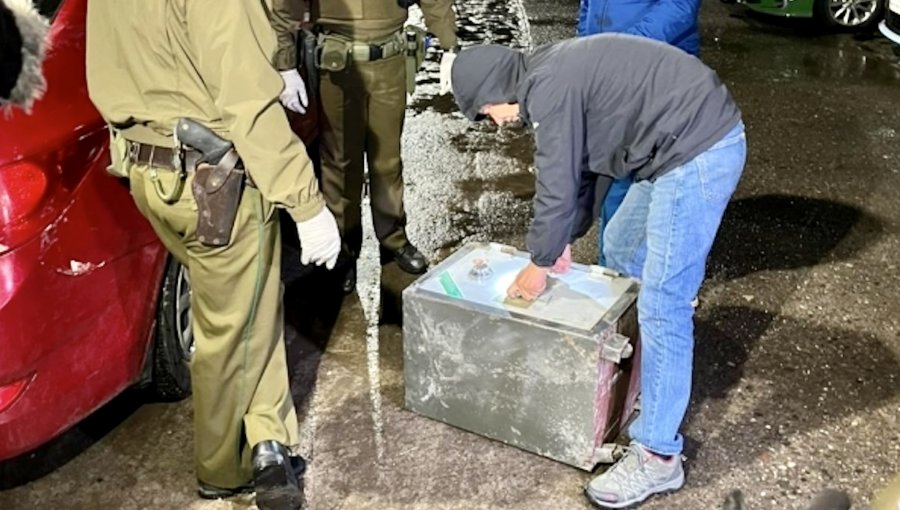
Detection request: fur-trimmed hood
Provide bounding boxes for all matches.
[1,0,49,112]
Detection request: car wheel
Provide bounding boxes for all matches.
[815,0,885,30]
[150,257,193,401]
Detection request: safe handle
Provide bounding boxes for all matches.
[600,333,634,364]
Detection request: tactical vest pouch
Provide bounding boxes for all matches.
[404,25,426,95]
[191,149,244,247]
[318,34,350,73]
[106,125,132,178]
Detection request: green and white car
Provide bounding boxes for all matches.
[880,0,900,42]
[737,0,885,31]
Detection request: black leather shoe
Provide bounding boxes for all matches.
[289,454,307,478]
[252,440,304,510]
[342,264,356,295]
[392,244,428,275]
[197,481,253,500]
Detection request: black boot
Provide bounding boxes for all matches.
[390,243,428,275]
[252,440,305,510]
[341,263,357,295]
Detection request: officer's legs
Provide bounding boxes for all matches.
[188,188,299,489]
[360,54,408,252]
[320,64,369,259]
[129,168,299,490]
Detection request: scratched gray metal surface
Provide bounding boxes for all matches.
[403,242,640,470]
[417,243,634,331]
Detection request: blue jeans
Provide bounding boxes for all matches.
[597,177,634,266]
[602,122,747,455]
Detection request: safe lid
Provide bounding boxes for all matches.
[413,242,637,332]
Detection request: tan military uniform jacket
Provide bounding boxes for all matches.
[86,0,324,223]
[269,0,458,71]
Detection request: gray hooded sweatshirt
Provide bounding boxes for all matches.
[451,34,742,267]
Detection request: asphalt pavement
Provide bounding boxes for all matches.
[2,0,899,509]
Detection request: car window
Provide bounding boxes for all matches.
[34,0,63,19]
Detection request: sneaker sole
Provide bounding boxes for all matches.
[255,464,304,510]
[584,471,685,510]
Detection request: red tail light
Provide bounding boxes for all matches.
[0,162,49,226]
[0,156,61,254]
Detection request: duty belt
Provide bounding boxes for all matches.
[126,141,201,172]
[320,31,405,62]
[125,141,248,204]
[126,141,245,171]
[351,37,403,62]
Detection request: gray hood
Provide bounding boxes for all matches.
[450,45,526,121]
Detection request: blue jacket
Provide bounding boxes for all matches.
[576,0,702,56]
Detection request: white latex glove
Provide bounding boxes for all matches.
[296,207,341,270]
[439,50,457,95]
[279,69,309,114]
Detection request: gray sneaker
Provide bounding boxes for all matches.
[584,442,685,509]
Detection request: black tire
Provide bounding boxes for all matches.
[149,257,193,401]
[814,0,885,31]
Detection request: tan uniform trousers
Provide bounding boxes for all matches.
[873,473,900,510]
[129,165,299,489]
[320,52,408,258]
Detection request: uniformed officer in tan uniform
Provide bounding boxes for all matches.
[86,1,341,508]
[272,0,459,293]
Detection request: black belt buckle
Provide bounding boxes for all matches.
[369,44,384,61]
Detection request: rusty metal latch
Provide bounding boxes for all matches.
[593,443,627,465]
[600,333,633,363]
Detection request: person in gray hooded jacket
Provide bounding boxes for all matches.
[451,35,746,509]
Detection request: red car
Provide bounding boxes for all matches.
[0,0,192,462]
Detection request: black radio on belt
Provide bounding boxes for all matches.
[397,0,420,7]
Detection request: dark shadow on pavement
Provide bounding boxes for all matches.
[707,194,883,282]
[684,305,900,485]
[281,216,346,411]
[379,262,421,327]
[681,195,885,480]
[679,306,775,478]
[0,390,143,490]
[691,307,774,403]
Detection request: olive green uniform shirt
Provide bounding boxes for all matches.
[86,0,324,223]
[269,0,458,71]
[267,0,308,71]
